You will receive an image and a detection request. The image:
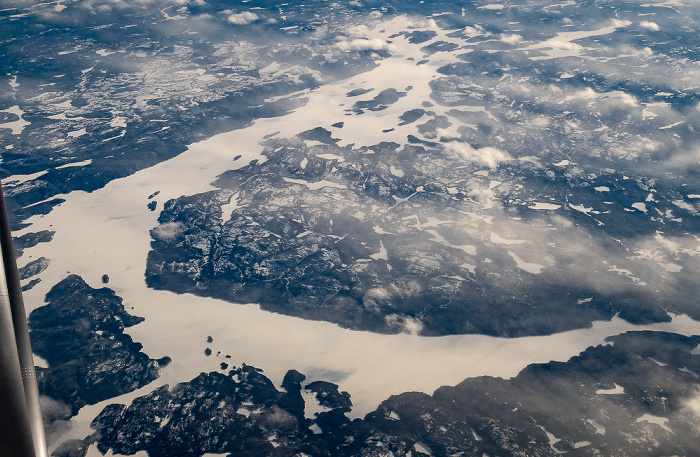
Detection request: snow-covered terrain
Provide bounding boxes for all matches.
[15,64,700,452]
[3,0,700,455]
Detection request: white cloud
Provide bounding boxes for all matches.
[464,182,497,205]
[152,222,185,241]
[336,38,392,52]
[411,18,438,29]
[227,11,259,25]
[612,19,632,28]
[445,142,512,169]
[548,39,583,52]
[463,24,487,38]
[640,21,660,31]
[346,25,371,37]
[478,4,504,10]
[662,146,700,170]
[385,314,425,335]
[500,34,523,45]
[685,390,700,418]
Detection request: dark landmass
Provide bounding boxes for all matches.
[349,88,408,114]
[420,40,460,55]
[146,128,700,337]
[5,2,700,454]
[57,330,700,457]
[405,30,438,44]
[398,109,426,125]
[22,277,41,291]
[29,275,168,416]
[0,0,395,230]
[346,88,374,97]
[18,256,49,280]
[13,230,54,258]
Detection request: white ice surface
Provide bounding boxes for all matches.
[282,177,346,190]
[56,160,93,169]
[26,109,700,448]
[2,105,31,135]
[587,418,606,435]
[632,202,648,213]
[4,170,49,186]
[369,241,389,260]
[67,128,87,138]
[414,441,433,455]
[678,367,699,378]
[520,21,630,61]
[538,426,565,454]
[86,445,148,457]
[529,202,561,210]
[508,250,545,274]
[33,353,49,368]
[635,414,673,433]
[490,232,528,245]
[301,389,332,420]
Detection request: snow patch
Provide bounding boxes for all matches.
[316,153,345,162]
[1,105,30,135]
[56,160,93,169]
[67,128,87,138]
[596,383,624,395]
[490,232,527,245]
[414,441,432,455]
[529,202,560,210]
[33,354,49,368]
[631,202,648,213]
[282,177,346,190]
[301,389,332,420]
[369,241,388,261]
[636,414,673,433]
[587,419,606,435]
[390,165,404,177]
[508,251,545,274]
[446,142,511,169]
[538,426,565,454]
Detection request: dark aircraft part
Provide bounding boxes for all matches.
[0,182,48,457]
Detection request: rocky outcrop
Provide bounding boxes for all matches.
[89,366,352,457]
[61,331,700,457]
[18,256,50,279]
[29,275,169,416]
[13,230,54,258]
[146,129,692,338]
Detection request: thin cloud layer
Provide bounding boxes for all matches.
[445,142,512,169]
[336,38,392,52]
[227,11,259,25]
